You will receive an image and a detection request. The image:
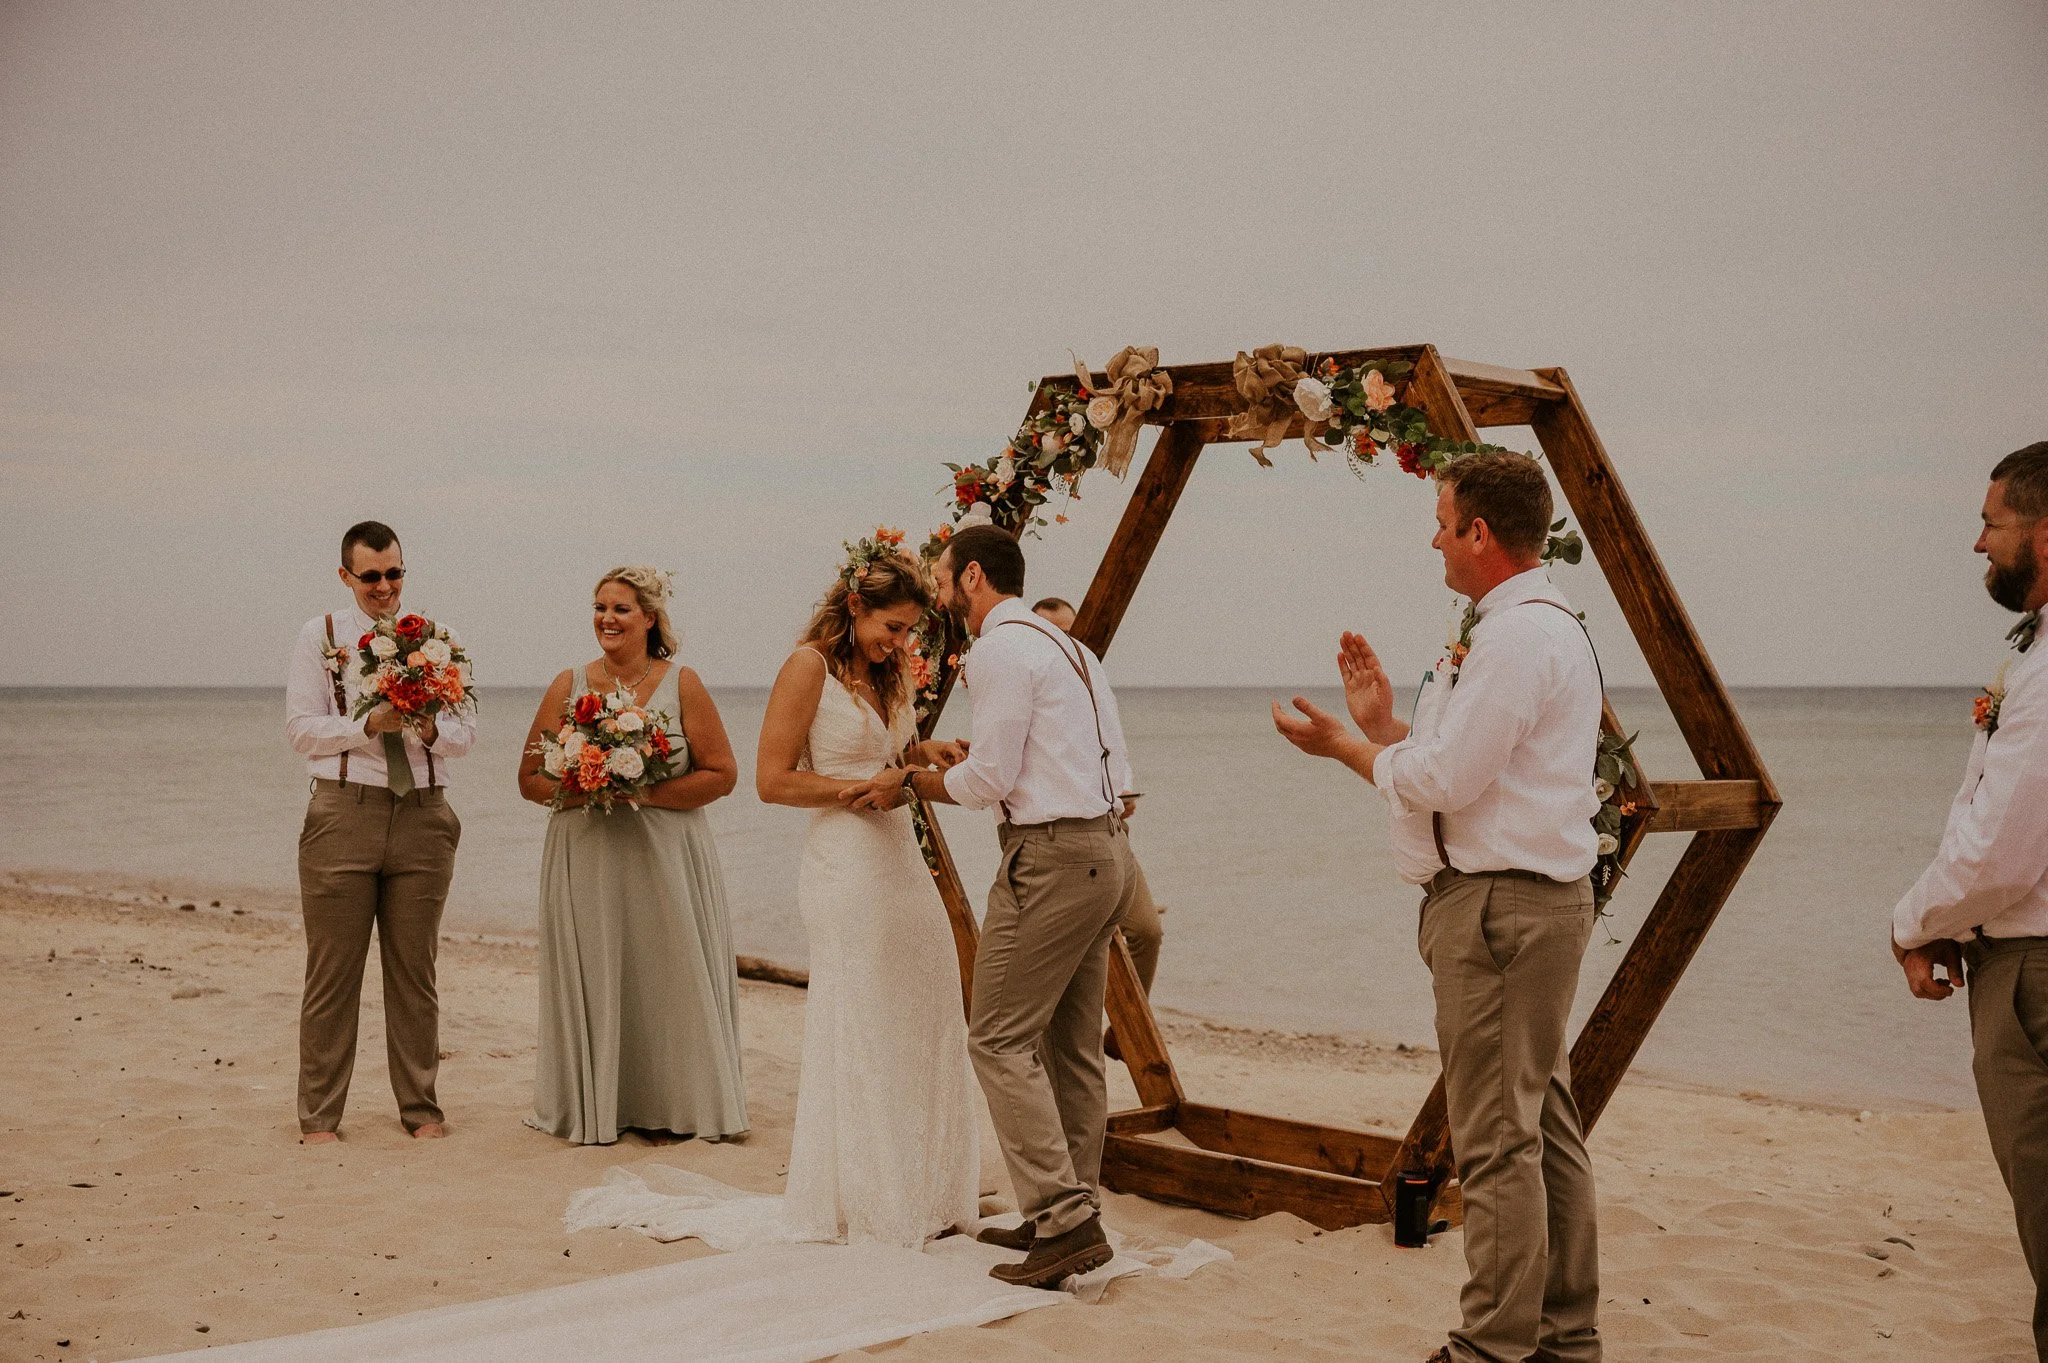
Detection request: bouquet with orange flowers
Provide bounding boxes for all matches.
[341,614,474,726]
[530,686,682,812]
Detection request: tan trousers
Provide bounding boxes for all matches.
[1965,934,2048,1360]
[1120,860,1165,993]
[296,779,461,1134]
[1421,869,1601,1363]
[970,814,1139,1238]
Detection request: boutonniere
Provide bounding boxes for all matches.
[1438,600,1480,688]
[1976,612,2040,734]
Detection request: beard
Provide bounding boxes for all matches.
[1987,539,2040,612]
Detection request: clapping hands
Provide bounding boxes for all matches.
[1338,632,1401,744]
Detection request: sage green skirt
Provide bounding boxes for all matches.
[528,804,749,1145]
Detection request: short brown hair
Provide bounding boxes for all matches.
[341,520,399,568]
[1438,453,1553,559]
[943,524,1026,597]
[1992,442,2048,520]
[1032,597,1074,616]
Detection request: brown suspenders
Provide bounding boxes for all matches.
[1430,598,1602,872]
[989,617,1119,823]
[323,613,436,790]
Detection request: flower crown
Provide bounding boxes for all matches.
[838,526,911,592]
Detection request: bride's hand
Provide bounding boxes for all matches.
[924,739,969,770]
[841,771,907,812]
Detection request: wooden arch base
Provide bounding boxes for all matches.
[912,345,1781,1232]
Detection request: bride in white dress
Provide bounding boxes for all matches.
[753,535,982,1247]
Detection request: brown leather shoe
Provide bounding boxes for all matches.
[976,1222,1036,1252]
[988,1215,1112,1289]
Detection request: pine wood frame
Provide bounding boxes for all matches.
[911,345,1780,1231]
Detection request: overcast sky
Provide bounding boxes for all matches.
[3,1,2044,689]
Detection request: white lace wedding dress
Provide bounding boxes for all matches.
[781,672,981,1246]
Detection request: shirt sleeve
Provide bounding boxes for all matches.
[1373,613,1548,815]
[942,636,1034,812]
[1893,666,2048,948]
[284,618,377,759]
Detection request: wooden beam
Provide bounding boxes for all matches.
[1176,1103,1401,1182]
[1531,368,1779,803]
[1051,347,1430,424]
[1105,930,1185,1109]
[912,800,982,1024]
[1439,357,1567,403]
[1103,1132,1393,1230]
[1108,1104,1178,1135]
[1404,345,1484,449]
[1379,1080,1454,1220]
[1457,389,1544,429]
[1568,822,1776,1130]
[1644,780,1769,832]
[1070,424,1206,659]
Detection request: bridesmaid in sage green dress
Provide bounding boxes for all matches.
[516,565,749,1145]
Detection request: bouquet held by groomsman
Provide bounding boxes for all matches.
[1892,441,2048,1361]
[283,520,474,1142]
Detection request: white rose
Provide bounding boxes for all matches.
[562,733,585,762]
[542,746,566,777]
[1293,376,1336,423]
[960,502,994,529]
[1596,833,1620,857]
[606,746,645,780]
[1037,432,1062,455]
[993,456,1017,491]
[1068,412,1087,435]
[615,710,645,733]
[1593,778,1615,802]
[433,623,450,642]
[369,635,398,660]
[1086,395,1120,430]
[420,638,452,666]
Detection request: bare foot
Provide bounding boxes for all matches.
[410,1122,448,1139]
[300,1131,339,1145]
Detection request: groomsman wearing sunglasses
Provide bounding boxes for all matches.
[1893,442,2048,1360]
[283,520,472,1142]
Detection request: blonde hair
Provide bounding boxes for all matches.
[594,565,679,660]
[799,552,932,721]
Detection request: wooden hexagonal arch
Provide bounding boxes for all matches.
[911,345,1781,1230]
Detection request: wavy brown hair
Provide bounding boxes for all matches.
[798,552,932,721]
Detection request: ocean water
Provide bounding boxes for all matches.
[0,685,1978,1111]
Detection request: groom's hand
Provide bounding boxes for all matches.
[1337,632,1403,744]
[1895,934,1965,1001]
[364,702,404,735]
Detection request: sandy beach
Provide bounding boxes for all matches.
[0,873,2035,1362]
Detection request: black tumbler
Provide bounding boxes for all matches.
[1392,1172,1437,1248]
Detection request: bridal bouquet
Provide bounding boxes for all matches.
[532,687,681,811]
[340,614,475,724]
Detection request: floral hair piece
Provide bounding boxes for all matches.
[838,526,911,592]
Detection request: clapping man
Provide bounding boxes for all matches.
[1892,442,2048,1359]
[284,521,472,1143]
[1274,453,1605,1363]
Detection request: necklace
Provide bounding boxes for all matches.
[603,656,654,693]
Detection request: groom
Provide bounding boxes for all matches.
[897,524,1138,1288]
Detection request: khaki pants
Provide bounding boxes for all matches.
[1965,935,2048,1360]
[1421,869,1600,1363]
[970,814,1139,1238]
[1120,860,1165,993]
[296,780,460,1134]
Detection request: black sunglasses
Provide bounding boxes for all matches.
[345,566,407,585]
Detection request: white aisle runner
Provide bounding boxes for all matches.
[142,1241,1060,1363]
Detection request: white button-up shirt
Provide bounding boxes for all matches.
[1371,568,1603,885]
[943,596,1135,826]
[284,605,476,788]
[1894,631,2048,947]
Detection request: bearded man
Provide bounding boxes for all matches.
[1892,441,2048,1360]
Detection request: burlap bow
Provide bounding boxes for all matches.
[1073,346,1171,478]
[1225,344,1331,465]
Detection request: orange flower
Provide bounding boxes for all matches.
[576,744,609,789]
[1055,514,1069,524]
[875,526,905,546]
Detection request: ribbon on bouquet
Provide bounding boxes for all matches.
[1226,344,1331,464]
[1075,345,1172,478]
